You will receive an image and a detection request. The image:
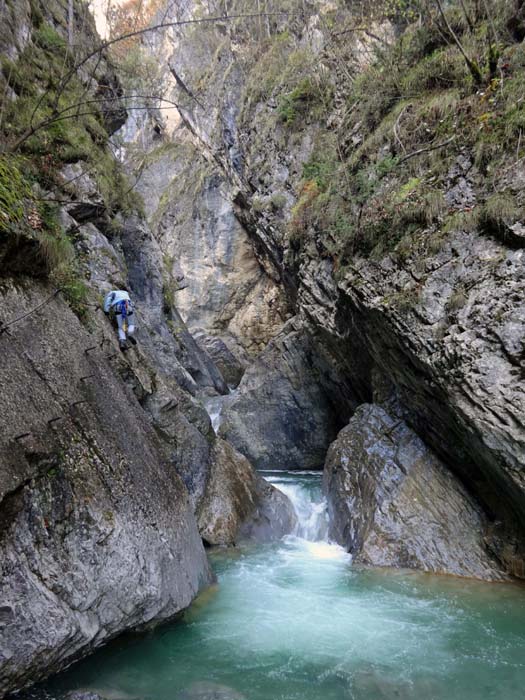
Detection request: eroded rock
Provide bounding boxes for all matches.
[193,330,246,388]
[219,318,351,470]
[324,404,509,581]
[0,284,212,695]
[197,439,296,545]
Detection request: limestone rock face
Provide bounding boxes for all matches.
[328,233,525,576]
[127,119,289,360]
[66,174,288,554]
[324,404,508,581]
[219,318,353,471]
[193,330,246,388]
[0,284,212,695]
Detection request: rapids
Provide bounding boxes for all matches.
[29,472,525,700]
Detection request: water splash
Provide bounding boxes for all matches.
[262,471,329,542]
[205,395,224,434]
[34,472,525,700]
[203,390,237,434]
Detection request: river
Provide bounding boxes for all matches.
[28,471,525,700]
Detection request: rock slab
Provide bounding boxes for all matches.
[0,284,212,695]
[324,404,508,581]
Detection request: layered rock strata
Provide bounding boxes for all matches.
[324,404,509,581]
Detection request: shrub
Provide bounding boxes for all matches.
[479,192,522,239]
[32,24,67,52]
[278,77,329,126]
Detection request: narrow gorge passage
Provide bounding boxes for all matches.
[29,472,525,700]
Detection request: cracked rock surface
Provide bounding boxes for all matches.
[0,284,212,695]
[324,404,509,581]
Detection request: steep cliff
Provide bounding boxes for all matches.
[115,0,525,578]
[0,282,212,695]
[0,1,295,694]
[2,0,525,691]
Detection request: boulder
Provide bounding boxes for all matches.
[193,330,246,388]
[324,404,509,581]
[197,439,296,545]
[239,477,298,542]
[219,318,351,470]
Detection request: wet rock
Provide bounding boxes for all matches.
[197,439,295,545]
[193,330,246,388]
[324,404,509,581]
[0,284,212,695]
[240,478,298,542]
[219,318,351,470]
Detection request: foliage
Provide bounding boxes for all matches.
[278,77,331,126]
[0,156,31,232]
[284,0,525,266]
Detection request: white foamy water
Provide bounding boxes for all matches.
[203,395,226,434]
[39,472,525,700]
[264,470,330,542]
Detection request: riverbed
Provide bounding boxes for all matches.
[30,471,525,700]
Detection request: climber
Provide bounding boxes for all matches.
[103,289,137,351]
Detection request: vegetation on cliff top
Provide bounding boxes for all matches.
[0,0,143,317]
[238,0,525,272]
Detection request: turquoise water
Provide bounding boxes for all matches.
[33,472,525,700]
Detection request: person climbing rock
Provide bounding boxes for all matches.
[103,289,137,351]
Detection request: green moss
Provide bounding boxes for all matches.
[0,156,31,232]
[394,177,421,204]
[32,24,67,52]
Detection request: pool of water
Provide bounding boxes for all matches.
[28,472,525,700]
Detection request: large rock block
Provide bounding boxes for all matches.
[197,439,296,545]
[0,284,212,696]
[324,404,508,581]
[219,319,351,470]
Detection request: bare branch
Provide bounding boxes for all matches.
[29,10,300,136]
[434,0,483,84]
[397,135,456,164]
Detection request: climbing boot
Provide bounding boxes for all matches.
[119,339,128,352]
[127,334,137,346]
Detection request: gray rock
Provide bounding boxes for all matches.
[324,404,509,581]
[66,693,106,700]
[0,284,212,696]
[239,477,298,543]
[197,439,296,545]
[219,318,352,470]
[193,330,246,388]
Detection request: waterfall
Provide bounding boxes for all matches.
[205,395,224,434]
[262,471,329,542]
